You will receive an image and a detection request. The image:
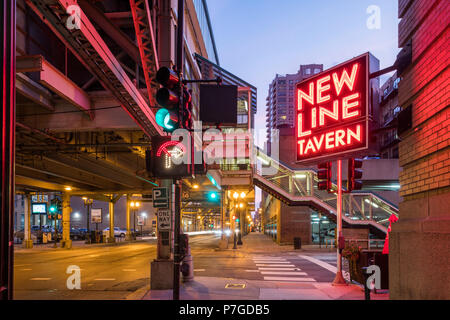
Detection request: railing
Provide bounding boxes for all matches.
[254,148,398,233]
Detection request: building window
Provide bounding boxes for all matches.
[305,68,311,75]
[314,68,321,74]
[392,147,399,158]
[393,77,401,89]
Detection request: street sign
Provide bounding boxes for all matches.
[157,209,171,230]
[296,53,374,163]
[153,187,169,208]
[32,194,48,203]
[91,208,102,223]
[137,216,144,226]
[31,203,47,214]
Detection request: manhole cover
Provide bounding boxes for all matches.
[225,283,246,289]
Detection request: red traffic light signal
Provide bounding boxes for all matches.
[317,162,332,191]
[347,158,363,191]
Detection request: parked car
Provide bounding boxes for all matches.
[103,227,127,237]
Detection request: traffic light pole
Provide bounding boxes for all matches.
[173,0,184,301]
[332,159,347,285]
[0,0,16,300]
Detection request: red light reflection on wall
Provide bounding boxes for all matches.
[296,54,369,162]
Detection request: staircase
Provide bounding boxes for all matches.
[254,148,399,236]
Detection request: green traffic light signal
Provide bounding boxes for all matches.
[208,192,218,201]
[155,108,179,132]
[49,206,56,213]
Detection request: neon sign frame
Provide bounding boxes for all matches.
[296,53,370,163]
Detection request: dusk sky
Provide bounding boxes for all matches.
[207,0,400,143]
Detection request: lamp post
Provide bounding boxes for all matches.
[130,201,140,238]
[82,197,93,243]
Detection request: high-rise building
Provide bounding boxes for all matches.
[379,72,401,159]
[265,64,323,153]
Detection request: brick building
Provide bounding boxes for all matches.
[390,0,450,299]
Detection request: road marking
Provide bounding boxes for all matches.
[258,268,300,271]
[260,271,307,276]
[94,278,116,281]
[253,258,287,261]
[298,254,337,273]
[255,263,294,266]
[89,254,100,258]
[122,269,136,272]
[30,278,51,281]
[15,264,31,267]
[245,270,260,272]
[263,276,316,282]
[253,260,288,263]
[193,269,205,272]
[20,268,32,271]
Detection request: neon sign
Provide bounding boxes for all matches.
[296,53,369,162]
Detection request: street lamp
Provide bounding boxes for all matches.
[82,197,93,243]
[130,201,140,236]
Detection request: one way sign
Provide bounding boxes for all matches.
[157,210,171,230]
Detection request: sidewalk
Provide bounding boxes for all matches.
[137,232,389,300]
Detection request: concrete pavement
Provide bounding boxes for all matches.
[140,232,389,300]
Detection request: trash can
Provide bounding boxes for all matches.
[294,237,302,249]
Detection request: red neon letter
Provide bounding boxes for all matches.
[298,83,314,110]
[319,100,339,126]
[347,125,362,144]
[297,113,311,137]
[332,63,359,96]
[317,75,331,104]
[342,93,360,119]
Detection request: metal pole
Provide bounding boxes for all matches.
[173,0,184,301]
[332,159,346,285]
[173,180,181,300]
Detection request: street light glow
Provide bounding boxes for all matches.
[240,192,246,198]
[64,186,72,191]
[233,192,239,199]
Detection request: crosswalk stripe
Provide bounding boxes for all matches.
[263,276,316,282]
[258,267,300,271]
[255,264,294,267]
[260,271,307,276]
[253,260,288,263]
[253,258,287,260]
[30,278,51,281]
[94,278,115,281]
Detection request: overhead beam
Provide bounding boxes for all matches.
[78,0,140,63]
[17,55,92,119]
[16,73,54,111]
[26,0,165,137]
[129,0,160,105]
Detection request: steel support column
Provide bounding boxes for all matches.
[0,0,16,300]
[108,199,115,243]
[126,195,132,241]
[60,192,72,249]
[23,194,33,248]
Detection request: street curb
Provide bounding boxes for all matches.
[125,284,150,300]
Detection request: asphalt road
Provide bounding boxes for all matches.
[13,233,337,300]
[13,234,220,300]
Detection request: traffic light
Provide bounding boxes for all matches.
[207,191,219,201]
[155,67,180,132]
[347,158,363,191]
[147,136,190,178]
[182,87,193,130]
[317,162,332,191]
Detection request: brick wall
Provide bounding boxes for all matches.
[390,0,450,299]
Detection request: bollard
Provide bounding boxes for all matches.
[362,267,370,300]
[180,234,194,282]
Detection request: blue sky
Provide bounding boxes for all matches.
[207,0,399,137]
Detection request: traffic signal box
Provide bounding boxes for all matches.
[48,198,62,220]
[317,162,332,192]
[347,158,363,192]
[154,67,193,132]
[148,136,190,178]
[155,67,181,133]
